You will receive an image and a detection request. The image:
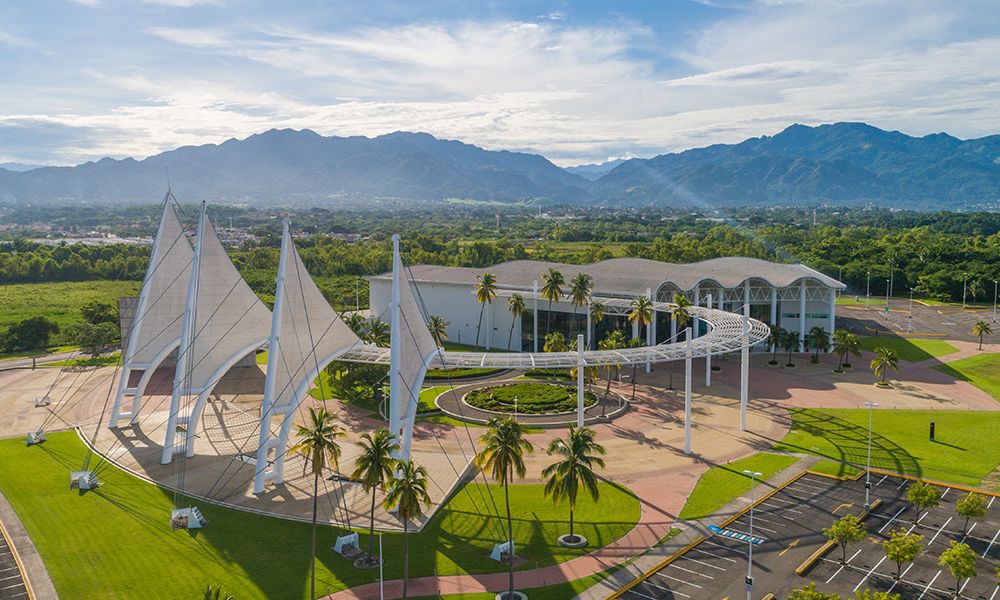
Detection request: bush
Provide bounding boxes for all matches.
[465,383,597,414]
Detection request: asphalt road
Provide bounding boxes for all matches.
[836,297,997,343]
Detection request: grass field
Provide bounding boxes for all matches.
[0,281,141,341]
[807,460,863,479]
[418,385,451,412]
[933,353,1000,403]
[771,408,1000,487]
[677,453,800,520]
[0,432,638,600]
[837,298,886,306]
[856,335,958,362]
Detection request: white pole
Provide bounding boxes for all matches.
[388,235,404,460]
[909,289,913,333]
[866,272,870,308]
[994,280,998,322]
[645,288,652,374]
[379,532,384,600]
[740,303,749,432]
[865,402,878,510]
[963,272,968,311]
[705,293,712,387]
[885,279,889,309]
[532,280,539,353]
[684,335,692,455]
[743,470,762,600]
[577,334,585,428]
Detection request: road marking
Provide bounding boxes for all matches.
[879,507,907,533]
[668,564,715,580]
[989,497,996,509]
[983,528,1000,557]
[990,585,999,600]
[692,548,738,564]
[886,563,915,594]
[962,522,978,542]
[929,517,953,546]
[703,540,746,555]
[853,555,887,591]
[644,577,690,597]
[897,479,908,490]
[626,586,659,599]
[875,475,887,487]
[679,556,727,572]
[960,577,972,595]
[779,539,800,557]
[833,503,854,515]
[941,489,949,499]
[917,569,941,600]
[826,548,864,583]
[655,572,703,589]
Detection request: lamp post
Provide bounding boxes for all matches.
[993,280,997,323]
[963,273,968,311]
[885,279,890,309]
[513,396,518,421]
[909,288,914,333]
[866,272,871,308]
[864,402,879,510]
[743,470,763,600]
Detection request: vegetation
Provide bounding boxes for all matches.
[856,336,957,363]
[383,459,432,600]
[541,268,564,337]
[465,383,598,415]
[677,453,799,520]
[823,514,867,564]
[474,271,498,348]
[906,480,942,524]
[955,492,988,536]
[351,428,401,566]
[933,353,1000,402]
[974,320,994,351]
[1,316,61,353]
[427,315,449,347]
[507,293,525,351]
[883,528,923,580]
[939,541,977,597]
[541,425,606,543]
[64,321,119,357]
[832,330,861,371]
[870,347,899,386]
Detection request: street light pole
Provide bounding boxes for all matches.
[993,280,997,323]
[885,279,890,309]
[866,272,871,308]
[864,402,879,510]
[963,272,968,311]
[743,470,762,600]
[909,288,913,333]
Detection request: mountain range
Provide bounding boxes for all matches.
[1,123,998,210]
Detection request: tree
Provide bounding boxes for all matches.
[289,407,346,600]
[203,584,236,600]
[883,528,923,580]
[807,326,830,362]
[788,583,839,599]
[542,424,606,543]
[427,315,449,347]
[671,294,691,334]
[383,458,431,600]
[939,540,977,598]
[628,295,654,343]
[81,300,119,325]
[541,268,565,337]
[599,330,627,401]
[906,480,942,524]
[832,329,861,372]
[567,272,593,336]
[824,514,867,564]
[588,301,605,349]
[543,331,567,353]
[64,321,119,358]
[351,427,400,567]
[475,417,534,600]
[870,347,899,385]
[345,312,367,338]
[782,329,801,367]
[973,320,993,351]
[956,492,988,536]
[474,271,498,348]
[1,316,59,353]
[854,591,900,600]
[507,293,525,351]
[768,324,784,365]
[367,317,390,347]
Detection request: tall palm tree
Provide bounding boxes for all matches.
[476,417,534,600]
[832,330,861,370]
[474,272,498,348]
[628,295,654,344]
[567,272,594,337]
[588,301,605,349]
[627,336,644,400]
[345,312,368,338]
[507,293,525,351]
[543,331,567,353]
[671,294,692,336]
[973,320,993,351]
[351,427,400,568]
[367,317,390,347]
[290,407,346,600]
[542,424,607,543]
[541,268,565,337]
[806,326,830,361]
[782,330,800,367]
[382,458,431,600]
[599,330,627,400]
[871,347,899,385]
[427,315,449,347]
[767,324,784,365]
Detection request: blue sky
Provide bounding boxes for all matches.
[1,0,998,167]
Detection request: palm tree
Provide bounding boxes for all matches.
[383,458,431,600]
[543,331,567,353]
[427,315,449,347]
[474,271,498,348]
[367,317,390,347]
[476,417,535,600]
[626,336,644,400]
[599,330,627,401]
[832,330,861,370]
[871,347,899,385]
[806,326,830,362]
[507,293,525,351]
[567,272,594,337]
[782,330,800,367]
[345,312,368,338]
[767,324,784,365]
[541,268,565,337]
[204,585,235,600]
[542,424,606,543]
[671,294,692,336]
[973,320,993,351]
[628,295,654,344]
[351,427,400,568]
[588,301,605,349]
[290,407,346,600]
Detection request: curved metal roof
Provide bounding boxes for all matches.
[375,256,843,293]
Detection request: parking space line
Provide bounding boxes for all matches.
[626,587,659,600]
[928,517,953,546]
[874,475,887,488]
[678,556,727,572]
[826,548,863,583]
[886,563,914,595]
[878,507,907,533]
[788,480,838,494]
[668,564,715,580]
[703,539,746,555]
[853,555,887,591]
[692,548,738,563]
[655,572,704,589]
[983,528,1000,557]
[941,489,949,499]
[989,496,996,510]
[962,522,978,543]
[897,479,908,490]
[756,508,799,521]
[905,512,927,535]
[917,570,941,600]
[990,584,999,600]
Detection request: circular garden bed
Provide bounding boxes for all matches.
[464,382,598,415]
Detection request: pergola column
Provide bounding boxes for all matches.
[827,289,836,351]
[693,287,701,339]
[799,280,807,351]
[770,288,778,326]
[646,288,652,374]
[684,335,692,455]
[576,334,585,428]
[532,280,538,353]
[741,302,750,431]
[705,293,712,387]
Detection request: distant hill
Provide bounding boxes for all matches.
[588,123,1000,210]
[1,123,998,209]
[0,162,45,172]
[0,129,591,206]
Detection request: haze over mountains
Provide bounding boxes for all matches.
[1,123,998,210]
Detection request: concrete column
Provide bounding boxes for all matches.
[828,289,836,351]
[586,303,592,349]
[577,334,585,428]
[799,280,807,352]
[532,280,538,353]
[705,293,712,387]
[741,303,750,431]
[685,335,692,455]
[770,287,778,326]
[693,287,701,339]
[646,288,653,373]
[717,290,724,311]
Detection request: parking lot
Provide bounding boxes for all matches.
[614,471,1000,600]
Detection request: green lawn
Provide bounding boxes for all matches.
[856,336,958,362]
[418,385,451,413]
[772,408,1000,487]
[837,298,886,306]
[425,367,507,381]
[933,353,1000,403]
[807,460,863,479]
[0,281,141,343]
[678,453,800,520]
[0,432,638,600]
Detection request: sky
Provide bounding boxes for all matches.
[1,0,998,167]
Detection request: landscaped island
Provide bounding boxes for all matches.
[465,382,598,414]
